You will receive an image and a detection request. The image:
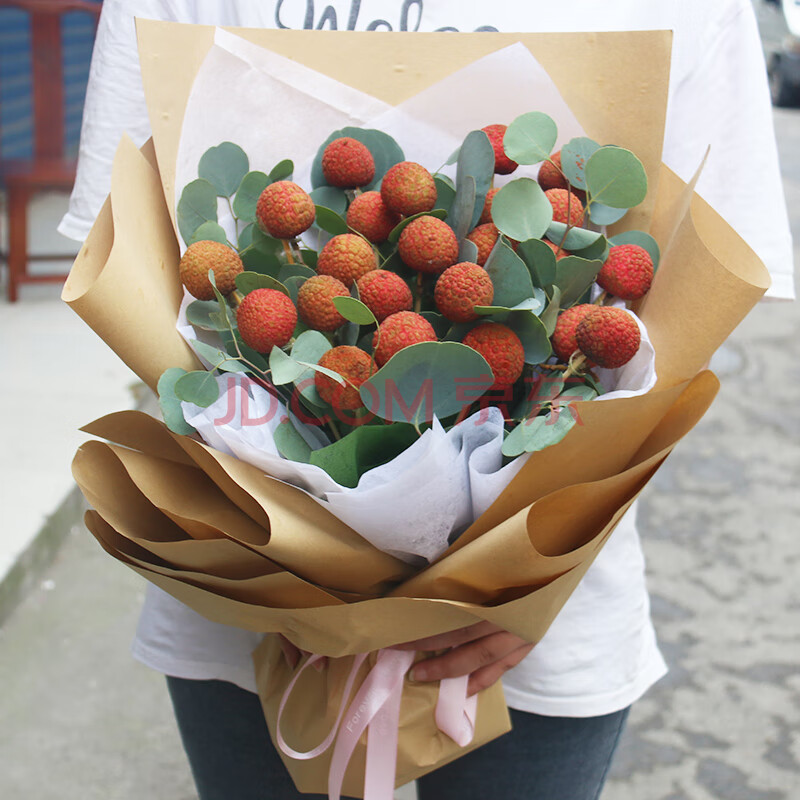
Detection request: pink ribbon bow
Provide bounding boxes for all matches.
[276,647,478,800]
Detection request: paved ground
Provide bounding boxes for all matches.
[0,108,798,799]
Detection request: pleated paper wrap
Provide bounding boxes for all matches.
[63,23,771,797]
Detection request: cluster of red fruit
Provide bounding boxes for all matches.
[178,122,655,415]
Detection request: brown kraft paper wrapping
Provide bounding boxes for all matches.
[63,22,771,796]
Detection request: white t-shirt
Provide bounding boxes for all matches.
[63,0,795,718]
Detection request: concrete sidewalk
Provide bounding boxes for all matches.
[1,110,799,798]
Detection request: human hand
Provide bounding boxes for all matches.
[394,621,535,696]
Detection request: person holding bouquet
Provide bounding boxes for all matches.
[61,1,793,798]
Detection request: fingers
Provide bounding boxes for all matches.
[278,634,302,669]
[410,631,534,687]
[466,641,535,696]
[393,621,501,652]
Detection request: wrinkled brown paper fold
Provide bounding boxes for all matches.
[64,22,770,797]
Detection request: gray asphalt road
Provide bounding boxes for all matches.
[0,108,798,799]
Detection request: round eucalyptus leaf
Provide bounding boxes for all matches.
[310,185,347,216]
[552,256,604,307]
[608,230,661,271]
[503,111,558,165]
[539,285,562,337]
[232,171,270,222]
[278,263,316,282]
[157,368,197,435]
[187,221,228,246]
[457,130,495,230]
[492,179,552,243]
[174,370,221,408]
[177,179,218,246]
[315,205,349,235]
[560,137,600,189]
[506,310,552,364]
[515,238,557,289]
[434,175,456,213]
[584,146,648,209]
[360,341,492,424]
[270,346,305,385]
[273,418,313,463]
[198,142,249,197]
[448,174,476,241]
[332,296,377,326]
[269,159,294,183]
[235,271,289,296]
[484,240,535,308]
[459,238,479,264]
[502,409,576,456]
[546,222,604,252]
[588,202,628,226]
[186,300,232,331]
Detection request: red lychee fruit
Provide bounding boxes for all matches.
[478,187,500,225]
[321,137,375,189]
[380,161,437,217]
[434,262,494,323]
[179,240,243,300]
[462,323,525,387]
[256,181,316,240]
[596,244,654,301]
[398,215,459,274]
[346,191,401,244]
[296,274,349,332]
[538,151,569,192]
[372,311,437,367]
[545,188,585,228]
[481,124,518,175]
[356,270,413,322]
[466,223,499,266]
[236,288,297,353]
[551,303,596,363]
[316,233,377,287]
[575,307,641,369]
[315,346,376,411]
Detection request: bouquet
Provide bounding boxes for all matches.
[63,22,771,799]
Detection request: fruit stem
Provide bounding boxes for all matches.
[414,273,423,314]
[282,240,296,264]
[594,290,608,306]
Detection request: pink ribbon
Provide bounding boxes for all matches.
[276,648,478,800]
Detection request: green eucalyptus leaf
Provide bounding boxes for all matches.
[157,368,197,435]
[420,311,450,338]
[187,221,229,246]
[492,179,552,243]
[458,130,496,230]
[232,171,270,222]
[584,146,648,209]
[235,271,289,296]
[269,159,294,182]
[502,408,576,456]
[315,205,350,235]
[177,179,218,246]
[588,202,628,226]
[332,296,377,326]
[571,235,609,263]
[484,240,535,308]
[539,285,562,337]
[506,310,552,364]
[186,300,233,331]
[270,346,305,385]
[299,249,318,270]
[515,238,557,289]
[608,231,661,271]
[448,174,476,241]
[434,175,456,213]
[241,249,283,276]
[278,262,316,282]
[360,341,492,424]
[174,370,220,408]
[309,424,419,488]
[546,222,604,252]
[503,111,558,165]
[560,137,600,190]
[190,339,247,374]
[552,256,604,307]
[283,275,307,304]
[198,142,249,197]
[290,331,332,407]
[310,185,347,216]
[273,417,313,463]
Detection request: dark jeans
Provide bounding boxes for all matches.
[166,676,629,800]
